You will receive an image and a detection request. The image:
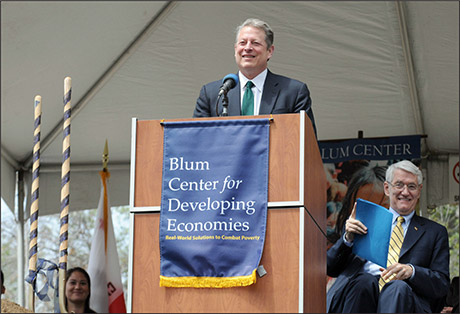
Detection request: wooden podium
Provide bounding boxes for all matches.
[128,112,327,313]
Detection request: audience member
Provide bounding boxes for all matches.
[1,269,5,295]
[0,269,33,313]
[442,276,459,313]
[327,160,450,313]
[65,267,96,313]
[334,165,388,238]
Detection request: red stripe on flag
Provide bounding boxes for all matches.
[109,293,127,313]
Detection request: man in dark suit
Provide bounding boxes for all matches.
[193,18,316,135]
[327,160,450,313]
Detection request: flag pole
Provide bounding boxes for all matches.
[27,95,41,311]
[102,139,109,171]
[59,77,72,313]
[101,140,109,252]
[88,139,126,313]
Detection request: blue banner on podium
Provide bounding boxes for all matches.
[159,119,270,288]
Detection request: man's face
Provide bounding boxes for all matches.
[234,26,274,79]
[384,168,422,216]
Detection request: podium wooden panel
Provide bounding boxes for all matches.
[129,113,327,313]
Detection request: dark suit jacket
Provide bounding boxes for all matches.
[327,214,450,313]
[193,70,316,136]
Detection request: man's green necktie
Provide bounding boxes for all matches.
[241,81,254,115]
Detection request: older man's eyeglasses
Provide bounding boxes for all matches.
[388,181,419,191]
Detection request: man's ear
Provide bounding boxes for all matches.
[383,181,390,196]
[267,45,274,61]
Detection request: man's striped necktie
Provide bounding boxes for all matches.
[379,216,405,290]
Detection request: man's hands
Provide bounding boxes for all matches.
[345,202,414,282]
[380,263,413,281]
[344,202,368,242]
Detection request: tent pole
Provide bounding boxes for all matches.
[395,1,427,157]
[420,167,428,218]
[20,1,178,170]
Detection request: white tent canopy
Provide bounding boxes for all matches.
[2,1,458,217]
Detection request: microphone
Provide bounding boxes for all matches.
[218,73,239,96]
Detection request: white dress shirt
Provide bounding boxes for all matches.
[238,69,268,115]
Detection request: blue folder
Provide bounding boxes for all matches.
[352,198,393,267]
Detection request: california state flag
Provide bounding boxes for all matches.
[88,170,127,313]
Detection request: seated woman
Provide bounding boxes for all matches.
[65,267,96,313]
[334,164,389,239]
[326,165,389,291]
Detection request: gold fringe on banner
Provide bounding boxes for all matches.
[159,269,257,288]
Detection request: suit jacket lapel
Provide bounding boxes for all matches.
[400,215,425,258]
[227,81,241,116]
[259,70,279,115]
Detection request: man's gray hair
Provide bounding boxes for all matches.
[386,160,423,185]
[235,18,274,49]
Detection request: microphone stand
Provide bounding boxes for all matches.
[221,92,229,117]
[216,74,238,116]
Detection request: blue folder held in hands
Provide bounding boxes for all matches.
[352,198,393,267]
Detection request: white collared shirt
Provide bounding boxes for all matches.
[388,207,415,237]
[238,69,268,115]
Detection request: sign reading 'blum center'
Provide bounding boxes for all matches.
[159,119,270,288]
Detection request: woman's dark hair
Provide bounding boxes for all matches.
[335,165,387,236]
[65,267,92,313]
[1,269,4,291]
